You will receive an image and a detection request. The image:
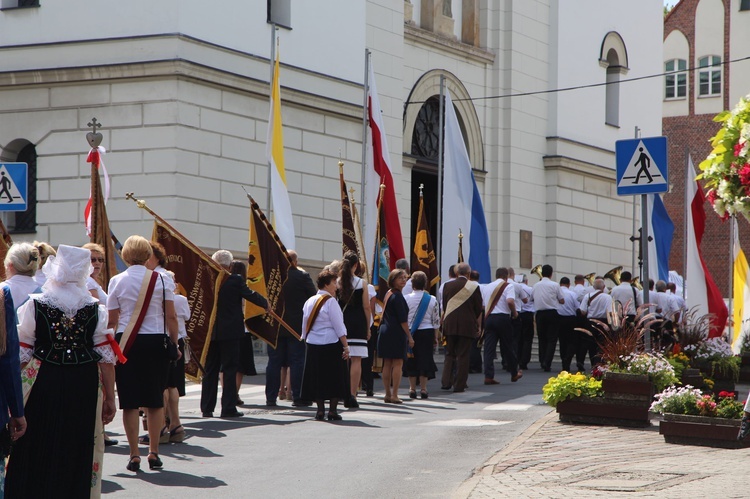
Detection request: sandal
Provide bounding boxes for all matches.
[139,426,170,445]
[409,390,417,399]
[148,452,163,470]
[169,425,186,443]
[126,455,141,472]
[420,390,428,399]
[327,412,343,421]
[314,410,325,421]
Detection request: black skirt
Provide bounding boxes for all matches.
[238,333,258,375]
[115,333,170,409]
[404,329,438,379]
[6,361,99,498]
[166,338,186,396]
[300,342,348,402]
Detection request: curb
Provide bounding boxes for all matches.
[452,408,555,498]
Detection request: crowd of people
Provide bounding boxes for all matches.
[0,231,690,497]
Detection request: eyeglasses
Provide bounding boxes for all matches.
[91,258,105,263]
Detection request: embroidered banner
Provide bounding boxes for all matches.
[153,219,227,380]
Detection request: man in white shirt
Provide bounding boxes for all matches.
[578,277,613,369]
[532,264,565,372]
[396,259,413,295]
[558,277,579,373]
[482,268,522,384]
[437,264,456,312]
[666,282,685,318]
[572,275,588,305]
[610,271,641,322]
[516,274,535,370]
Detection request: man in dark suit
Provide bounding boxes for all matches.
[265,250,316,406]
[201,250,268,418]
[440,262,483,393]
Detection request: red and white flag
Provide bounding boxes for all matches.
[685,155,728,337]
[363,58,404,269]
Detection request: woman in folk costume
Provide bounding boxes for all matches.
[5,245,117,498]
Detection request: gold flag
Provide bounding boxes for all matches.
[412,191,440,289]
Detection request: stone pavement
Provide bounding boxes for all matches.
[456,409,750,498]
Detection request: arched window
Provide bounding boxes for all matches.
[599,31,629,127]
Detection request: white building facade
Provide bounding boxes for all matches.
[0,0,662,279]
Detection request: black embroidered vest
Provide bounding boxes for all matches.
[32,301,102,365]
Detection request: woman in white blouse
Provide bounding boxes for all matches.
[403,271,440,399]
[3,242,42,312]
[108,235,179,472]
[299,270,350,421]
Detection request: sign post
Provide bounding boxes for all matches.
[616,136,668,351]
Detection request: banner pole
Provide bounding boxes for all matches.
[436,75,445,279]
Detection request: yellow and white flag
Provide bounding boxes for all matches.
[266,50,295,250]
[733,217,750,352]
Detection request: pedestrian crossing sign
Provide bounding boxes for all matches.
[615,136,668,196]
[0,163,28,212]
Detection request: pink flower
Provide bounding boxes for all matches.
[735,140,746,157]
[739,164,750,187]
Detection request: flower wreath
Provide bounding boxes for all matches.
[699,95,750,220]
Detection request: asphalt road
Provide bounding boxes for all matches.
[102,359,555,498]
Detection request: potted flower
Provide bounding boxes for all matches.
[651,387,748,448]
[547,302,675,427]
[685,337,740,392]
[541,371,603,407]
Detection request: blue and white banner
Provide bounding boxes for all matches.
[647,193,674,283]
[441,90,491,283]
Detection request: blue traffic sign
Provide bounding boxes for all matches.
[616,136,668,195]
[0,163,28,211]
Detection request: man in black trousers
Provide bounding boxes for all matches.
[265,250,316,406]
[201,250,268,418]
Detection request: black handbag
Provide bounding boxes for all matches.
[160,274,180,362]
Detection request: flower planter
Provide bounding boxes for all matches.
[555,372,654,427]
[680,368,703,388]
[556,396,651,428]
[659,413,750,449]
[601,372,654,401]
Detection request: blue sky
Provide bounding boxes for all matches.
[664,0,679,7]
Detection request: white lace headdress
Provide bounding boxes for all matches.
[39,244,97,317]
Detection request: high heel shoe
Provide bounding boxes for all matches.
[148,452,163,470]
[327,412,343,421]
[126,456,141,472]
[314,410,325,421]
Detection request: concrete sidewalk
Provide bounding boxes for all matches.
[456,409,749,498]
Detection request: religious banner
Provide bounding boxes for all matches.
[340,160,358,257]
[412,190,440,289]
[372,184,391,304]
[244,193,295,348]
[85,146,118,290]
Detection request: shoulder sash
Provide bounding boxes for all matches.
[305,294,333,338]
[485,281,509,319]
[118,269,158,359]
[443,280,479,321]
